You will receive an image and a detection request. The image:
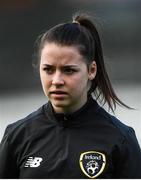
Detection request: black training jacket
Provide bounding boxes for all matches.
[0,97,141,178]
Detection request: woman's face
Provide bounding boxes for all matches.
[40,42,96,114]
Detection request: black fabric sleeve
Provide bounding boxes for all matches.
[116,127,141,178]
[0,126,19,178]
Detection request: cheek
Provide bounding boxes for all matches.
[40,72,45,86]
[68,74,88,91]
[40,73,51,92]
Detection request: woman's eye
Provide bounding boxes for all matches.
[43,67,54,74]
[64,68,77,74]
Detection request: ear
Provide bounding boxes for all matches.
[88,61,97,80]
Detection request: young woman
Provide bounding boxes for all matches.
[0,12,141,179]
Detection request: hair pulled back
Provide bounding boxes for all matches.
[34,12,131,112]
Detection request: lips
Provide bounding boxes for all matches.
[49,91,68,99]
[50,91,68,95]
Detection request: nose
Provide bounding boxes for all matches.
[52,71,65,86]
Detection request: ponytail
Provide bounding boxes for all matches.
[73,12,132,112]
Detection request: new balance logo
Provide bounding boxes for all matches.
[24,157,43,167]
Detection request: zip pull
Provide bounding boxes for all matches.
[62,116,69,127]
[64,116,68,121]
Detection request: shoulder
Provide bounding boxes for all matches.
[94,107,141,159]
[87,98,132,136]
[2,104,47,142]
[97,107,136,142]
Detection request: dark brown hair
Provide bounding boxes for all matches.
[34,12,132,112]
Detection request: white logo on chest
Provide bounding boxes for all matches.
[24,157,43,167]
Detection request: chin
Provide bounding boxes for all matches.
[52,100,70,107]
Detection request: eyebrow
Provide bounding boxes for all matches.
[42,64,79,68]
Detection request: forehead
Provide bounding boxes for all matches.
[40,43,85,65]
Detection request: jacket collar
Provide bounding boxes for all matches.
[43,96,100,127]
